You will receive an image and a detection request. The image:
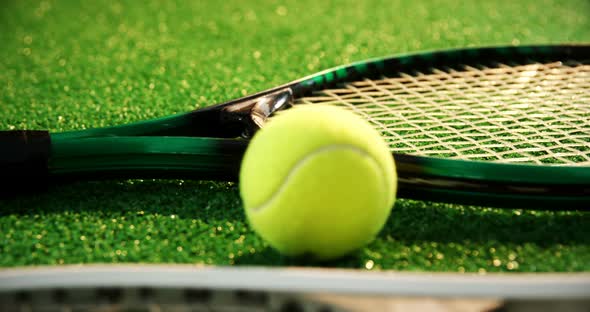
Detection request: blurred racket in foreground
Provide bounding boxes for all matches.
[1,265,589,312]
[2,45,589,209]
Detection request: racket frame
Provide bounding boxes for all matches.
[3,44,590,209]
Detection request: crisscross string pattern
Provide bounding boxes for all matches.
[295,61,590,164]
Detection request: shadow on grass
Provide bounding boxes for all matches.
[0,179,243,223]
[381,199,590,246]
[235,200,590,268]
[2,180,588,248]
[233,245,365,268]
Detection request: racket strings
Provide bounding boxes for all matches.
[296,61,590,164]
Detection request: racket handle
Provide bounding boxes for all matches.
[0,130,51,196]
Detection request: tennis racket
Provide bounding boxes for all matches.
[1,265,589,312]
[2,44,589,210]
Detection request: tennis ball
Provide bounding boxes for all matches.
[239,105,397,260]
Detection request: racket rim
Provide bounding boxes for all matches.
[1,264,589,299]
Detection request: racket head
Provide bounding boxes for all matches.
[246,44,590,208]
[291,45,590,166]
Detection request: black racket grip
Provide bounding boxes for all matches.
[0,130,51,196]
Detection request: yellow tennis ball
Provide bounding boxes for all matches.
[239,105,397,260]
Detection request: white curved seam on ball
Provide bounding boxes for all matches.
[249,144,383,213]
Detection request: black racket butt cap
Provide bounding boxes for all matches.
[0,130,51,197]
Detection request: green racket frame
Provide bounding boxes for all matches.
[3,44,590,210]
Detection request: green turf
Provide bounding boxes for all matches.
[1,0,589,271]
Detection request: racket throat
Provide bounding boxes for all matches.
[221,88,293,138]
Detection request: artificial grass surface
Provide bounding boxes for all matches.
[1,0,589,271]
